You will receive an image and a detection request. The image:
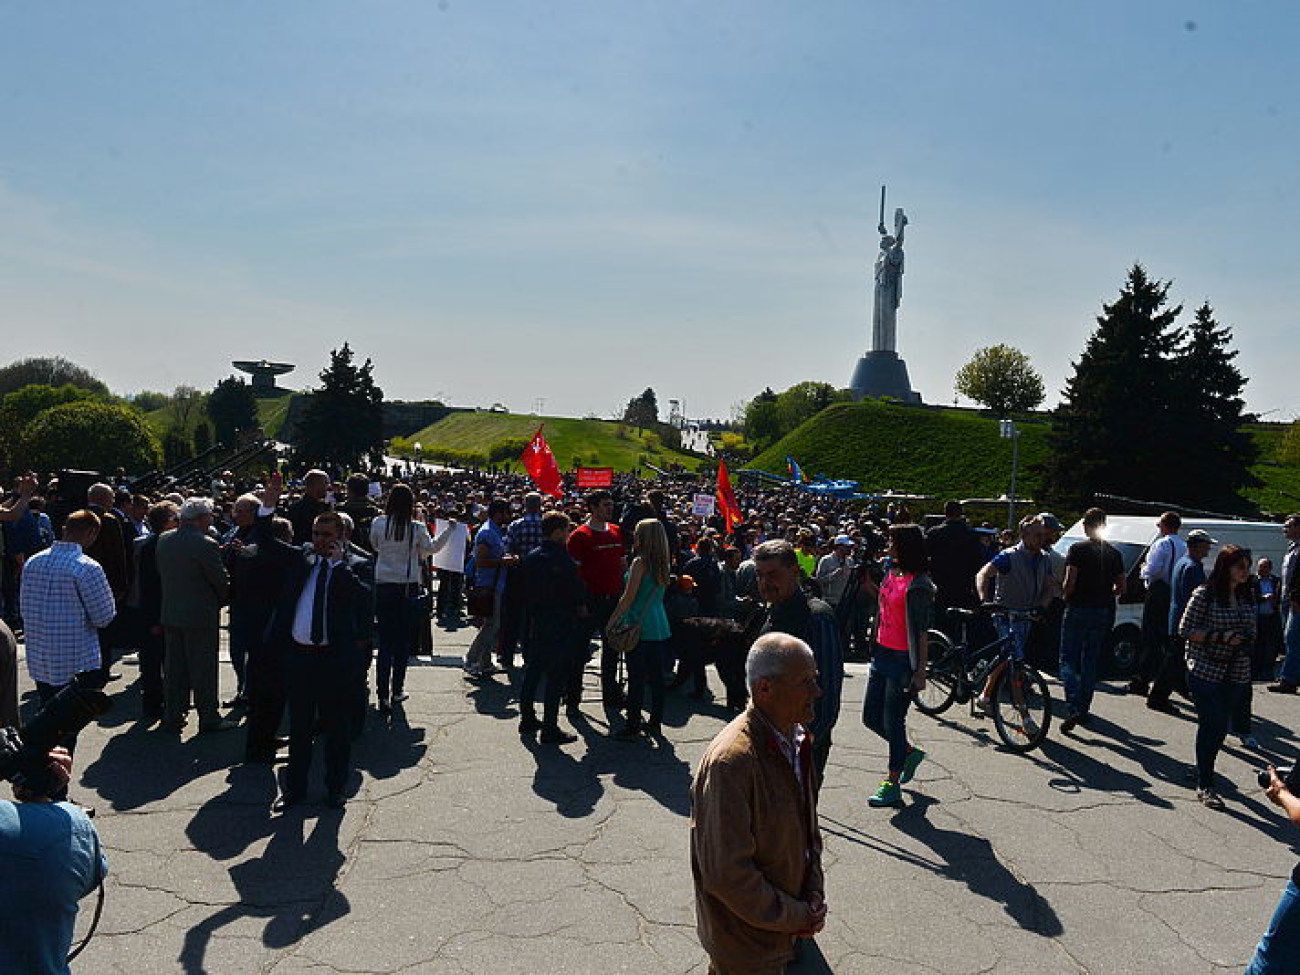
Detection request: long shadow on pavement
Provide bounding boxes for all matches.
[1037,732,1175,810]
[182,769,349,975]
[822,795,1064,937]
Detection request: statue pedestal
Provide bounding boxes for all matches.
[849,351,921,403]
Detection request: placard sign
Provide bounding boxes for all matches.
[691,494,716,518]
[575,467,614,488]
[431,520,469,573]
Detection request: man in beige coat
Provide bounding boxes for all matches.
[690,633,827,974]
[156,498,235,733]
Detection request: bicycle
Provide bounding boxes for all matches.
[914,604,1053,753]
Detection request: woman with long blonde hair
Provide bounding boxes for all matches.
[610,519,672,738]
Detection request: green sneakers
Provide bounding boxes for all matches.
[867,779,902,807]
[899,747,926,785]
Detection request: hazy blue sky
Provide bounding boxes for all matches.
[2,2,1296,422]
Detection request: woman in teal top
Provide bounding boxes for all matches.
[611,519,672,738]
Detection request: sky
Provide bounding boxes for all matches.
[2,2,1297,423]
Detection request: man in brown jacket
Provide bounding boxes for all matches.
[690,632,827,974]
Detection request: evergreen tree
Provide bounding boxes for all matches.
[1169,303,1259,510]
[192,421,212,456]
[1044,265,1184,507]
[293,343,385,472]
[207,375,260,446]
[622,388,659,431]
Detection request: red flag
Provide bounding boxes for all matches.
[716,459,742,532]
[521,425,564,498]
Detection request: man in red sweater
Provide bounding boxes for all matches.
[566,490,626,711]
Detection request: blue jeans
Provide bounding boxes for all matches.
[1278,611,1300,685]
[863,649,914,775]
[1059,606,1113,717]
[996,615,1033,662]
[1246,878,1300,974]
[1187,674,1248,790]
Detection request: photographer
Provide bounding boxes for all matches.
[1247,766,1300,973]
[0,746,108,974]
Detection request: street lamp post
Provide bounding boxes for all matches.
[999,419,1020,530]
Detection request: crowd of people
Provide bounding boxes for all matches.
[1,460,1299,972]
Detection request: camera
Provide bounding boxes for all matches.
[1257,764,1300,790]
[0,676,111,796]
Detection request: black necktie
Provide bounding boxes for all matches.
[310,559,331,645]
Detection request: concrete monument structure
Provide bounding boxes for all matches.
[232,359,295,396]
[849,187,921,403]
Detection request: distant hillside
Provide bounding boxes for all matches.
[748,401,1300,517]
[145,395,293,441]
[400,412,702,472]
[1244,423,1300,516]
[748,400,1049,502]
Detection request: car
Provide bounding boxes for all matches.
[1055,515,1290,678]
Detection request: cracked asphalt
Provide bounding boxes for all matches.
[25,622,1300,974]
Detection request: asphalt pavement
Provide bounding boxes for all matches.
[18,621,1300,974]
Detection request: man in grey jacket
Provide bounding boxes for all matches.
[156,498,236,733]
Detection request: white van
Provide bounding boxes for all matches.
[1055,515,1290,677]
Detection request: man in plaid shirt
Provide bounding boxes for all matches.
[500,493,546,669]
[18,509,115,797]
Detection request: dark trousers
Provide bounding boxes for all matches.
[567,593,620,706]
[1187,674,1248,790]
[498,568,526,665]
[227,604,264,696]
[625,638,668,729]
[284,649,355,799]
[1136,580,1172,685]
[138,627,165,717]
[520,633,578,729]
[811,730,832,798]
[375,584,416,701]
[243,621,286,761]
[435,570,463,620]
[1148,635,1188,705]
[1256,613,1284,679]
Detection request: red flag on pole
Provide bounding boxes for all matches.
[716,459,742,532]
[521,425,564,498]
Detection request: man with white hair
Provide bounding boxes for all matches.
[691,632,827,975]
[156,497,235,733]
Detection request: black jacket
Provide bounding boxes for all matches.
[253,514,374,660]
[925,518,986,608]
[522,540,584,645]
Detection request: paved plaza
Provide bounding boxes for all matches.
[24,621,1300,974]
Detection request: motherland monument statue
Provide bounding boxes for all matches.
[849,185,921,403]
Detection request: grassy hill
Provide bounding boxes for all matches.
[399,412,703,472]
[748,401,1300,517]
[144,395,293,441]
[748,400,1050,503]
[1245,423,1300,515]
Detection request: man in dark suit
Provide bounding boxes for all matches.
[256,473,374,811]
[85,481,133,681]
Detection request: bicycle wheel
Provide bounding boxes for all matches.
[914,629,959,717]
[991,661,1051,752]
